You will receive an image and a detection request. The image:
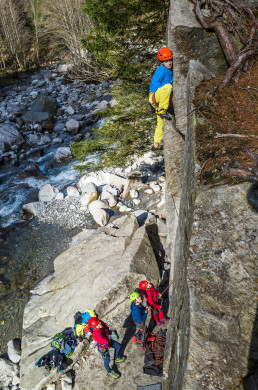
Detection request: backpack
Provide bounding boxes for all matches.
[51,328,77,358]
[73,309,97,337]
[35,349,67,372]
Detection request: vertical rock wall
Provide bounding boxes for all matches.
[163,0,258,389]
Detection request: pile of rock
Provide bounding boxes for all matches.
[22,151,166,229]
[0,64,114,168]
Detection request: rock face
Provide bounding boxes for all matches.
[20,215,160,390]
[165,0,227,197]
[163,3,258,388]
[182,184,258,390]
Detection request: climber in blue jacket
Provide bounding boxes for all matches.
[149,47,173,148]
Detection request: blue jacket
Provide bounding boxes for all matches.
[130,303,147,324]
[149,64,173,93]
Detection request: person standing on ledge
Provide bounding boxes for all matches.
[149,47,173,149]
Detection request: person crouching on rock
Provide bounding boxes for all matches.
[87,317,126,379]
[139,280,170,326]
[130,291,149,348]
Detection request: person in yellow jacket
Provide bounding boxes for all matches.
[149,48,173,149]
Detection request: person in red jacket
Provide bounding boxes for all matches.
[87,317,126,379]
[139,280,170,326]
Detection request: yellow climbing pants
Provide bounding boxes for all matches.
[149,83,172,144]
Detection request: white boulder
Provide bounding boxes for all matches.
[22,201,46,216]
[78,172,126,192]
[88,200,109,226]
[38,183,59,202]
[7,339,21,364]
[66,186,80,199]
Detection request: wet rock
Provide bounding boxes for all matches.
[7,338,21,364]
[20,163,46,179]
[51,137,63,145]
[42,121,54,131]
[21,112,50,124]
[65,119,79,133]
[52,147,72,164]
[30,95,58,115]
[38,183,59,202]
[53,123,64,132]
[0,123,24,147]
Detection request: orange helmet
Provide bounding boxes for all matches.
[139,280,148,290]
[157,48,173,61]
[88,317,100,327]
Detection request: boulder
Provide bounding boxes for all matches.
[79,181,99,196]
[30,95,58,115]
[80,190,98,207]
[66,186,80,199]
[88,200,109,226]
[65,106,74,115]
[21,112,51,124]
[20,163,46,179]
[53,123,64,132]
[0,357,19,388]
[65,119,79,133]
[78,172,126,192]
[51,138,63,145]
[38,183,59,202]
[22,201,46,217]
[52,147,72,164]
[0,123,24,147]
[20,215,160,390]
[7,338,21,364]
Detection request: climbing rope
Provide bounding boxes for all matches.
[149,329,167,366]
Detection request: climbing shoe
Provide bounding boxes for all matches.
[132,336,141,344]
[115,356,126,364]
[156,321,163,326]
[156,108,172,120]
[108,370,120,379]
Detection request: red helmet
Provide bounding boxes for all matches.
[139,280,148,290]
[88,317,100,327]
[157,48,173,61]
